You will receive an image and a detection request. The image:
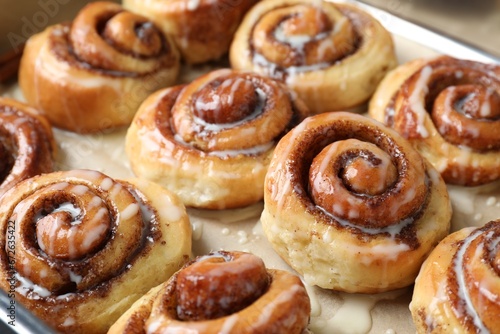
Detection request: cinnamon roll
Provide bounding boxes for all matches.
[19,1,180,134]
[109,251,311,334]
[261,112,451,293]
[123,0,258,64]
[230,0,397,113]
[369,56,500,186]
[0,97,55,198]
[0,169,192,334]
[410,220,500,333]
[125,68,309,209]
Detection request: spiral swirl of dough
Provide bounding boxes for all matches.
[230,0,397,113]
[108,251,311,334]
[0,169,191,334]
[261,112,451,292]
[123,0,258,64]
[126,69,309,209]
[410,220,500,333]
[19,1,180,133]
[0,98,55,198]
[370,56,500,186]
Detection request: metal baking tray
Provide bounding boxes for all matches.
[0,1,498,333]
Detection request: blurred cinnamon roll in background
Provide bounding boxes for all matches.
[123,0,258,64]
[126,69,309,209]
[0,97,55,198]
[369,56,500,186]
[230,0,397,113]
[0,169,191,333]
[19,1,180,134]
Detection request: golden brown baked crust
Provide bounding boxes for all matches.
[109,251,311,334]
[0,97,55,198]
[261,112,451,293]
[0,169,192,334]
[230,0,397,113]
[19,1,180,134]
[369,56,500,186]
[125,68,310,209]
[123,0,258,64]
[410,220,500,333]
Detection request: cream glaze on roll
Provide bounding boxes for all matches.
[410,220,500,333]
[261,112,451,293]
[0,98,55,198]
[125,69,310,209]
[19,1,180,133]
[230,0,397,113]
[108,251,311,333]
[123,0,258,64]
[369,56,500,186]
[0,169,192,334]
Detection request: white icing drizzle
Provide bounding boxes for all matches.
[81,221,108,250]
[252,52,330,79]
[408,65,432,137]
[157,194,183,222]
[191,219,204,241]
[193,87,267,132]
[324,294,375,334]
[319,205,413,238]
[220,77,247,105]
[171,131,272,160]
[62,317,75,327]
[268,118,310,211]
[197,253,260,278]
[479,88,493,117]
[56,292,76,301]
[71,184,89,196]
[146,319,162,334]
[274,30,313,47]
[302,282,322,317]
[121,203,140,220]
[14,273,51,298]
[486,196,497,206]
[309,289,407,334]
[344,240,410,267]
[311,139,420,224]
[273,23,329,53]
[445,88,481,139]
[453,229,489,333]
[254,284,303,328]
[251,221,265,242]
[41,215,63,256]
[51,202,81,221]
[237,230,248,244]
[186,0,200,10]
[68,271,82,284]
[100,177,114,191]
[220,314,239,334]
[22,258,31,277]
[207,142,274,158]
[256,14,350,78]
[39,269,47,279]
